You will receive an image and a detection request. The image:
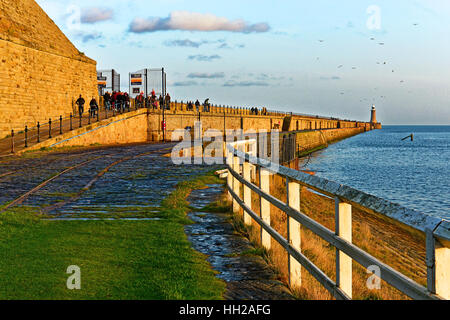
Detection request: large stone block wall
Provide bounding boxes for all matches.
[0,0,98,139]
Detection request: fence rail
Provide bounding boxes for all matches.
[225,140,449,300]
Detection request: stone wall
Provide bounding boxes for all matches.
[0,0,98,139]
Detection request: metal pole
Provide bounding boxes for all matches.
[11,130,14,153]
[49,118,52,139]
[60,115,63,135]
[25,126,28,148]
[70,114,73,131]
[37,122,40,143]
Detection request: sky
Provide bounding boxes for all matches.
[36,0,450,125]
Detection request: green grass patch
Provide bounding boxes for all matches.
[0,171,226,300]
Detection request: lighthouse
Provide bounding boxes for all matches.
[370,105,377,124]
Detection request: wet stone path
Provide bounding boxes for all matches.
[186,186,295,300]
[0,143,295,299]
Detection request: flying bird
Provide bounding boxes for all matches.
[318,40,325,43]
[337,65,343,68]
[379,43,385,45]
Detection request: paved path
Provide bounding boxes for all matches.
[0,143,294,300]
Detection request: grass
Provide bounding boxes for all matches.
[0,171,226,300]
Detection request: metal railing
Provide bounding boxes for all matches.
[225,140,449,300]
[2,100,148,155]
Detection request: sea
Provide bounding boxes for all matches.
[299,125,450,220]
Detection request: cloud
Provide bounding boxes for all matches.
[129,11,270,33]
[173,81,198,87]
[223,80,269,87]
[73,31,103,43]
[81,7,114,24]
[320,76,341,80]
[187,72,225,79]
[164,39,206,48]
[188,54,221,62]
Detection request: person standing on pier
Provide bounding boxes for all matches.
[165,93,171,110]
[76,95,85,118]
[159,95,164,110]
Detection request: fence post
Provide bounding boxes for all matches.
[226,147,233,202]
[435,239,450,299]
[70,114,73,131]
[37,122,40,142]
[335,197,352,298]
[48,118,52,139]
[243,160,252,225]
[24,126,28,148]
[11,130,14,153]
[59,116,62,135]
[288,178,301,289]
[232,154,241,215]
[260,167,271,250]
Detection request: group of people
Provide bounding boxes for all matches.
[103,91,131,113]
[186,98,210,112]
[135,90,171,110]
[75,95,99,118]
[251,107,268,115]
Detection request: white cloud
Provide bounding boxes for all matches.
[81,7,114,24]
[187,72,225,79]
[129,11,270,33]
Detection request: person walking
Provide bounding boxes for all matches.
[89,97,98,118]
[104,92,111,110]
[76,95,85,118]
[195,99,200,112]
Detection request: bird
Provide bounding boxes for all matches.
[337,65,343,68]
[318,40,324,43]
[379,43,385,45]
[413,23,419,26]
[352,67,357,70]
[370,37,375,40]
[400,80,404,83]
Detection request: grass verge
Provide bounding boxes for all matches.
[0,171,226,300]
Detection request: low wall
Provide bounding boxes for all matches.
[295,127,365,155]
[20,109,148,152]
[18,110,372,154]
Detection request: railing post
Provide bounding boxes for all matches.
[24,125,28,148]
[70,114,73,131]
[287,178,302,289]
[232,154,241,214]
[59,115,62,135]
[226,147,233,202]
[435,239,450,299]
[37,122,40,143]
[335,197,352,298]
[260,167,271,250]
[48,118,52,139]
[243,160,252,225]
[427,227,450,299]
[10,130,14,153]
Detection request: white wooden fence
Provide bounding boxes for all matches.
[225,140,449,300]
